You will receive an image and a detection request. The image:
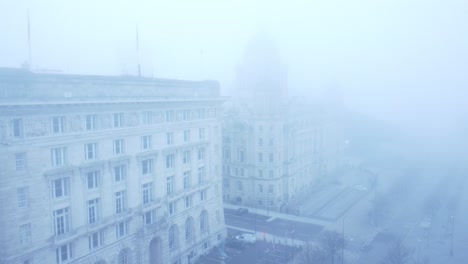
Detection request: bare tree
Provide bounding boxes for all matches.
[413,257,430,264]
[320,230,344,264]
[381,239,412,264]
[294,242,326,264]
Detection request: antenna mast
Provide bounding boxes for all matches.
[136,25,141,77]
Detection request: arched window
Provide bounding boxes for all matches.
[200,210,208,233]
[118,249,129,264]
[168,225,179,250]
[185,217,194,241]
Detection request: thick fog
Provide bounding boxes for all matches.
[2,0,468,263]
[3,0,467,159]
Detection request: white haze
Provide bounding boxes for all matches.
[1,0,468,163]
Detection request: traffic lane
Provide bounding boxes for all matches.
[353,168,448,263]
[227,228,300,264]
[224,208,271,222]
[267,218,323,241]
[225,213,323,241]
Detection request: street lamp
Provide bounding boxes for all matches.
[254,201,257,234]
[417,239,422,263]
[450,216,455,256]
[291,229,295,259]
[342,214,346,264]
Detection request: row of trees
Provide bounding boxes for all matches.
[295,232,432,264]
[295,230,345,264]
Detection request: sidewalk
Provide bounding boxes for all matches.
[224,203,330,227]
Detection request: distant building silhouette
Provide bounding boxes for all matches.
[222,34,344,211]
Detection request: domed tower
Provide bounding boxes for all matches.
[235,32,288,113]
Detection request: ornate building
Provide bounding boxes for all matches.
[222,35,344,212]
[0,68,226,264]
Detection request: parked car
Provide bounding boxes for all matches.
[235,208,249,215]
[354,185,368,191]
[225,237,246,249]
[235,234,257,244]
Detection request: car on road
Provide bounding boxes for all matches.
[225,237,247,249]
[354,185,368,191]
[235,234,257,244]
[235,208,249,215]
[420,218,432,229]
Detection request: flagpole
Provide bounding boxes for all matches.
[27,8,32,69]
[136,25,141,77]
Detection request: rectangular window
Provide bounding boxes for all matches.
[168,202,177,215]
[198,109,205,119]
[185,196,192,208]
[166,154,175,169]
[165,110,174,122]
[183,110,190,121]
[51,116,66,134]
[141,135,152,150]
[143,210,155,225]
[15,153,26,171]
[166,132,174,145]
[200,190,207,201]
[116,221,128,239]
[269,138,274,146]
[258,169,263,178]
[86,171,99,190]
[166,176,175,195]
[240,168,245,176]
[223,149,230,160]
[238,150,245,162]
[88,231,103,250]
[237,181,243,191]
[51,147,67,166]
[113,139,124,155]
[141,159,154,175]
[84,143,98,160]
[183,151,190,164]
[184,130,190,142]
[258,153,263,162]
[197,147,205,161]
[269,153,274,162]
[114,165,126,182]
[268,185,274,194]
[53,207,70,236]
[258,138,263,147]
[85,114,97,130]
[19,223,31,245]
[52,178,70,199]
[142,182,154,204]
[258,184,263,194]
[113,113,124,128]
[216,210,221,224]
[142,111,152,125]
[198,167,206,185]
[56,243,73,264]
[199,128,205,140]
[269,170,274,178]
[87,198,100,224]
[183,171,191,190]
[12,118,23,137]
[18,187,29,208]
[115,191,126,214]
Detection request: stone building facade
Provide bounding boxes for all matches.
[0,68,226,264]
[221,35,344,212]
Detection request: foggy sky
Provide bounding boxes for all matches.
[2,0,468,158]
